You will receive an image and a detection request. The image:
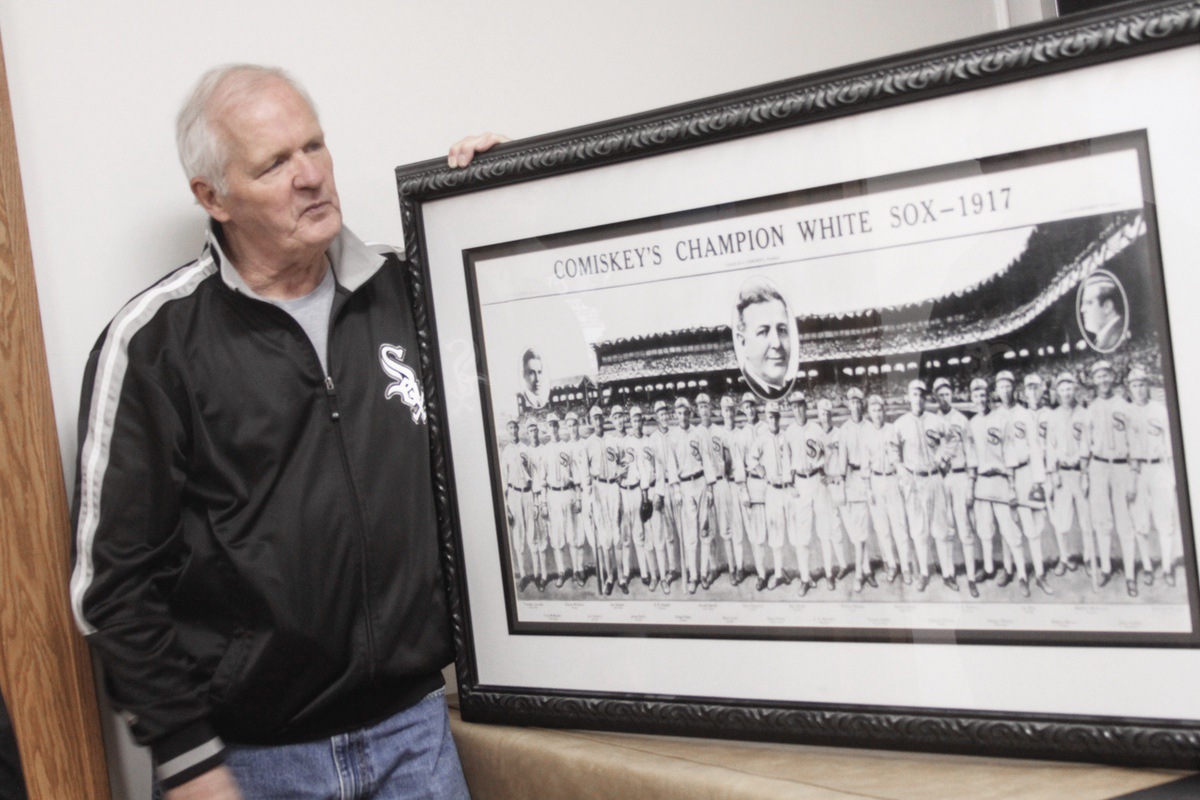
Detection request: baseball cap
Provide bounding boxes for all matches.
[789,390,807,405]
[695,393,712,406]
[907,379,928,394]
[1090,360,1113,376]
[1055,372,1076,386]
[674,396,692,409]
[995,371,1015,386]
[969,377,990,392]
[545,412,561,424]
[564,411,579,423]
[845,387,864,401]
[524,418,539,429]
[587,405,603,419]
[1023,373,1044,388]
[867,394,884,408]
[740,392,756,407]
[1127,366,1149,384]
[653,399,669,413]
[720,395,736,411]
[609,404,626,418]
[629,405,644,418]
[932,377,952,393]
[816,398,833,413]
[764,399,782,414]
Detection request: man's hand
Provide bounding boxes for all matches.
[448,132,510,168]
[165,766,243,800]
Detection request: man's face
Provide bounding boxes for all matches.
[1131,380,1149,404]
[698,403,713,425]
[199,78,341,265]
[1094,370,1113,397]
[567,419,580,440]
[527,427,540,446]
[817,408,832,431]
[766,412,781,434]
[792,401,807,425]
[742,404,757,425]
[589,415,604,435]
[507,423,519,444]
[548,422,560,441]
[656,409,671,430]
[935,387,952,413]
[613,415,627,435]
[1057,383,1076,407]
[972,387,989,411]
[524,357,543,394]
[848,398,864,421]
[631,415,644,436]
[868,403,884,425]
[909,388,925,414]
[1080,282,1115,334]
[996,381,1014,405]
[1023,384,1042,409]
[738,298,790,386]
[677,407,691,429]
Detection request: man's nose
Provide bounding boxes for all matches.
[293,153,324,189]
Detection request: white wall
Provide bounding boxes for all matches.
[0,2,1024,797]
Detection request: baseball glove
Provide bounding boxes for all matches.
[639,495,654,523]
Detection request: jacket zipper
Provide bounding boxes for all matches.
[322,329,381,684]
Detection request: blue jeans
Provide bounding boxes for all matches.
[159,688,470,799]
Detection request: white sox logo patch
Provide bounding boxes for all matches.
[379,344,426,424]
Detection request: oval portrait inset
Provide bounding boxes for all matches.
[1076,268,1129,354]
[517,346,548,412]
[731,276,797,400]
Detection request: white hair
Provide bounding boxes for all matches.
[175,64,318,195]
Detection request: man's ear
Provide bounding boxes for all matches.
[191,177,232,222]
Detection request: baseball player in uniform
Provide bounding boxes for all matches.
[862,394,907,583]
[585,405,622,595]
[696,394,724,588]
[894,379,955,591]
[1002,372,1053,594]
[1027,374,1064,573]
[1044,373,1092,578]
[785,392,837,592]
[500,419,534,590]
[539,413,577,589]
[627,405,664,592]
[712,395,748,585]
[624,410,662,592]
[651,399,681,588]
[563,411,591,587]
[1128,366,1180,586]
[524,418,550,591]
[1084,360,1142,595]
[747,399,791,590]
[998,372,1054,593]
[966,377,1033,596]
[609,405,638,594]
[669,396,717,594]
[724,395,763,587]
[933,377,978,595]
[834,388,876,591]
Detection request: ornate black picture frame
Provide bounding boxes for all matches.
[396,0,1200,767]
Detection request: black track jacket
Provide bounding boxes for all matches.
[70,226,452,789]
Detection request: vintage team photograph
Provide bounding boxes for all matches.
[466,130,1194,644]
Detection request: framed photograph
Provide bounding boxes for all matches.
[396,0,1200,766]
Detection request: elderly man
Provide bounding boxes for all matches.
[70,64,502,799]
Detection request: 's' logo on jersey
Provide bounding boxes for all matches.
[987,428,1004,446]
[1112,412,1127,432]
[379,344,426,424]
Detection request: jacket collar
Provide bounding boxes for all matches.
[205,221,387,295]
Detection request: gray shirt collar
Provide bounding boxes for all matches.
[206,221,388,295]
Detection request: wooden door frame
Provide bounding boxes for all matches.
[0,26,112,800]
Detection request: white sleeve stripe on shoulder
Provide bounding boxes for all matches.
[70,256,217,636]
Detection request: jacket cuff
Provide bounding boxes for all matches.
[151,721,226,790]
